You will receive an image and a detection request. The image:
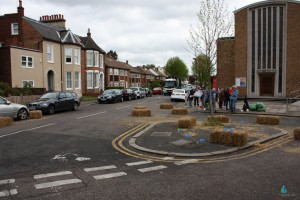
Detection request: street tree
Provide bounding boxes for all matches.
[192,55,212,88]
[164,56,189,81]
[107,50,118,60]
[187,0,233,117]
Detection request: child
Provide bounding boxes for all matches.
[241,96,250,112]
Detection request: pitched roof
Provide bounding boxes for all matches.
[79,36,106,54]
[24,16,82,46]
[105,57,131,70]
[136,66,153,75]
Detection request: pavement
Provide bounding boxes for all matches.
[126,99,299,157]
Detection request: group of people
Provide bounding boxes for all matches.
[188,85,248,113]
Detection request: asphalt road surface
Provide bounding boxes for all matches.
[0,96,299,200]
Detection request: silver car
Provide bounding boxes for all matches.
[0,96,29,120]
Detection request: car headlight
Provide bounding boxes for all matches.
[39,103,48,107]
[107,96,112,99]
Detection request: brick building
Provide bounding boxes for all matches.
[217,0,300,98]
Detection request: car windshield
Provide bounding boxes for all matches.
[130,88,138,91]
[174,89,185,93]
[40,93,58,99]
[154,88,161,90]
[103,90,114,94]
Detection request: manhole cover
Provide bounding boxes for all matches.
[151,132,173,137]
[170,139,192,146]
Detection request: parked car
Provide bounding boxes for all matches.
[152,87,162,95]
[0,96,29,120]
[170,89,189,102]
[122,89,137,101]
[129,87,146,99]
[98,89,123,103]
[27,91,80,115]
[144,88,152,97]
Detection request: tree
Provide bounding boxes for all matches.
[187,0,233,117]
[164,56,189,80]
[145,64,156,69]
[192,55,212,87]
[107,50,118,60]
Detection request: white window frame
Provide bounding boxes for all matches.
[21,56,34,68]
[66,72,72,90]
[86,50,93,67]
[114,69,119,76]
[94,51,99,67]
[22,80,34,87]
[125,70,128,76]
[75,71,81,89]
[74,48,80,65]
[11,23,18,35]
[65,48,72,64]
[109,68,113,75]
[120,80,124,87]
[47,44,54,63]
[100,54,104,68]
[120,70,124,76]
[86,71,94,89]
[95,72,100,88]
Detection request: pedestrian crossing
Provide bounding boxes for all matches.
[0,158,197,198]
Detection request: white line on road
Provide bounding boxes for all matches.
[0,123,55,139]
[137,101,148,105]
[174,159,199,166]
[126,160,153,166]
[116,105,132,110]
[84,165,116,172]
[34,171,73,179]
[0,189,18,198]
[0,179,15,185]
[93,172,127,180]
[76,111,107,120]
[34,179,82,189]
[138,165,167,173]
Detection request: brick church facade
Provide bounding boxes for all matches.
[217,0,300,98]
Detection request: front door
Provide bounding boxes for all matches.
[260,74,275,96]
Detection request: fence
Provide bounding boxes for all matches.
[6,95,41,105]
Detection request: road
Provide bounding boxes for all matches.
[0,96,299,200]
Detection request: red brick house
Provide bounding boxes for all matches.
[217,0,300,98]
[79,29,106,96]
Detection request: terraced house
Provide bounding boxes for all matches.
[0,1,84,95]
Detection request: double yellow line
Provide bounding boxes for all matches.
[112,123,294,163]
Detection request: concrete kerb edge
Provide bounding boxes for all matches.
[128,121,289,157]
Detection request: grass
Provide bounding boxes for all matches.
[80,96,98,101]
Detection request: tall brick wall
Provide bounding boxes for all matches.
[286,3,300,96]
[0,14,20,47]
[216,39,235,89]
[234,9,248,97]
[0,48,12,85]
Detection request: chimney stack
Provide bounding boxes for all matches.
[126,60,128,64]
[40,14,66,29]
[18,0,24,17]
[87,28,91,37]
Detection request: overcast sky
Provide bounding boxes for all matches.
[1,0,263,71]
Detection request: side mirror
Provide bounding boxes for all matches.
[6,101,11,105]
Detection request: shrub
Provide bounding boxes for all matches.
[131,109,151,117]
[160,103,173,109]
[207,115,230,123]
[178,116,196,128]
[172,108,188,115]
[256,115,280,125]
[29,110,42,119]
[294,128,300,140]
[0,117,13,128]
[210,128,248,146]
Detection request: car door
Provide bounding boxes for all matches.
[0,97,14,117]
[56,92,67,111]
[65,92,75,109]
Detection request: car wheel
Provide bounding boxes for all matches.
[17,108,28,120]
[73,102,79,111]
[48,105,55,115]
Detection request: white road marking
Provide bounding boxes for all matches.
[84,165,116,172]
[0,179,15,185]
[174,159,199,166]
[34,179,82,189]
[34,171,73,179]
[116,105,132,110]
[126,160,153,166]
[138,165,167,173]
[137,101,148,105]
[93,172,127,180]
[76,111,107,119]
[0,123,55,139]
[0,189,18,198]
[75,157,91,161]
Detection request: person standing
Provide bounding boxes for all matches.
[224,87,230,110]
[188,88,195,108]
[218,88,224,110]
[230,85,238,112]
